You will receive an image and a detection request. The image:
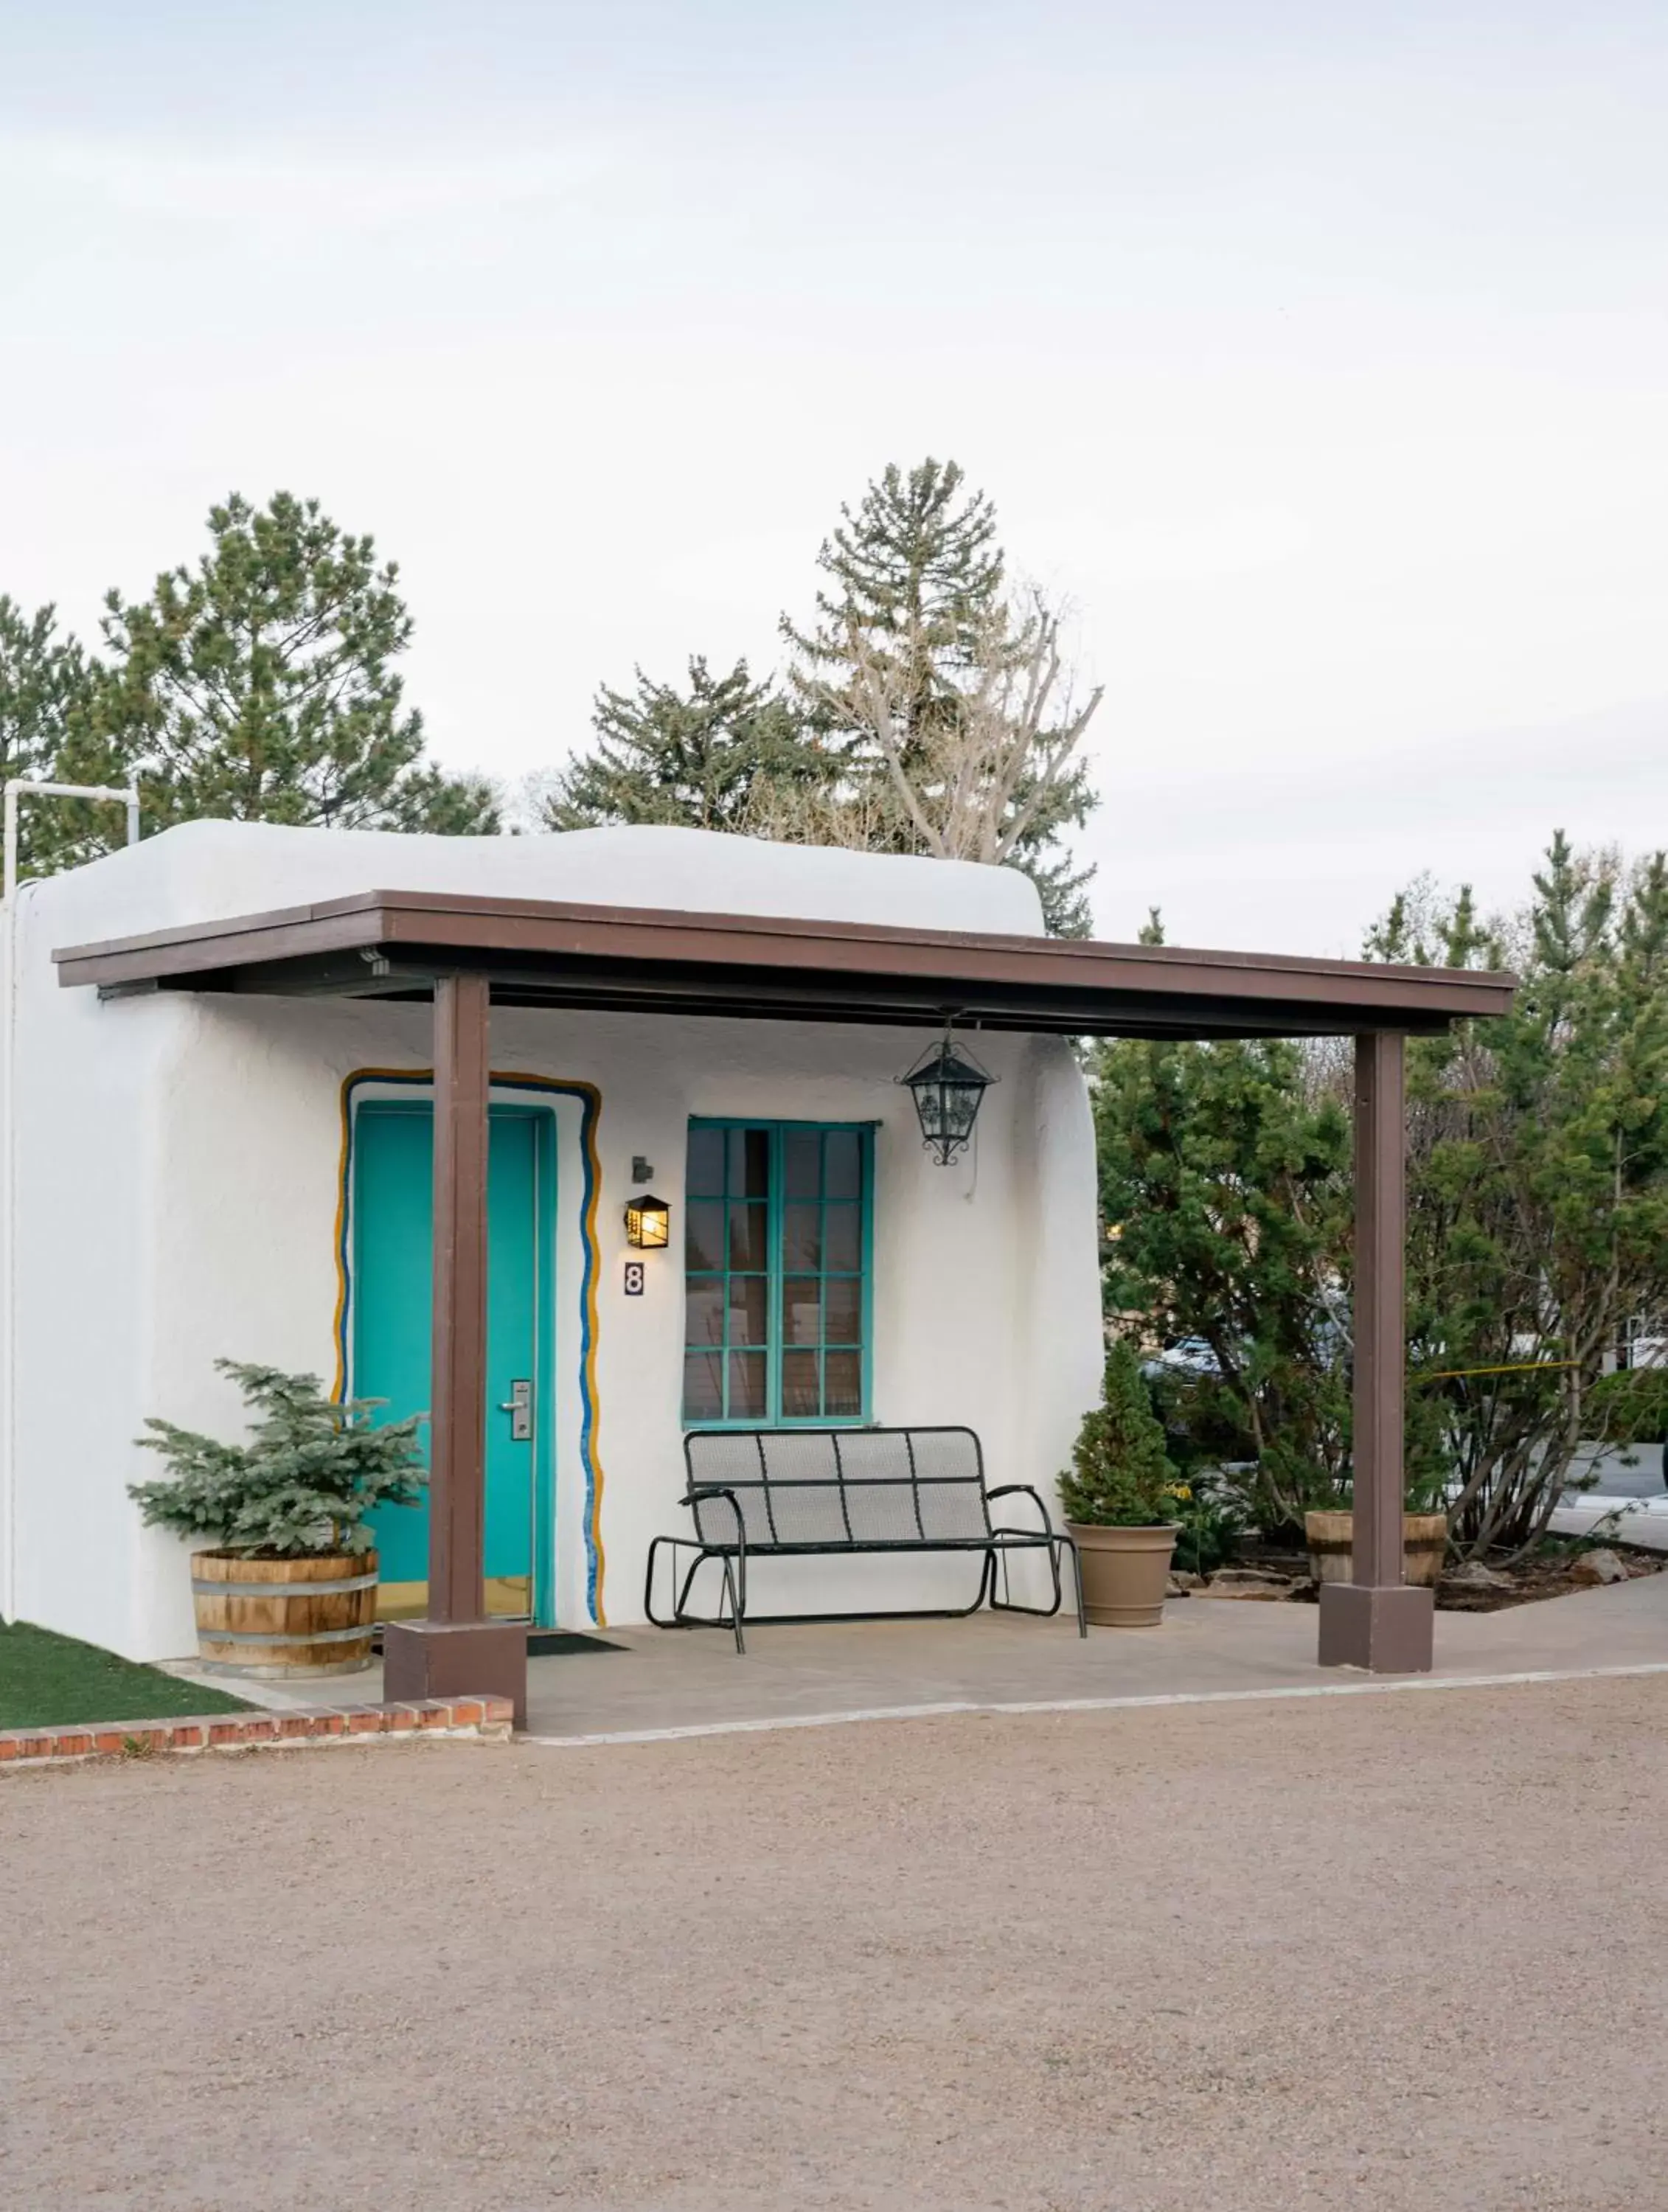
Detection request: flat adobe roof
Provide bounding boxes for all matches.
[52,888,1518,1039]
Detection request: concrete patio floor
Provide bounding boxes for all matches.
[167,1568,1668,1738]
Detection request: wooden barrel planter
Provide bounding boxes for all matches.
[190,1551,380,1677]
[1304,1513,1448,1590]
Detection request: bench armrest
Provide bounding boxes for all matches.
[681,1484,748,1548]
[985,1483,1060,1535]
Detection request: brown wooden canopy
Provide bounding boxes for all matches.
[56,887,1519,1704]
[53,888,1516,1037]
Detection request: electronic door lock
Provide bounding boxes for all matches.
[498,1378,533,1441]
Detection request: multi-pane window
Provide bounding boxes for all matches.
[683,1121,872,1425]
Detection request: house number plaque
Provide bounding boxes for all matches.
[623,1260,645,1296]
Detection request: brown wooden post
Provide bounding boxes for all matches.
[381,972,529,1726]
[429,971,491,1621]
[1317,1031,1435,1673]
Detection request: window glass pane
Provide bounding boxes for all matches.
[728,1200,768,1270]
[783,1130,821,1198]
[782,1202,821,1273]
[824,1130,861,1198]
[782,1350,821,1418]
[727,1276,770,1346]
[686,1200,725,1273]
[686,1126,725,1197]
[729,1128,771,1197]
[781,1276,821,1346]
[683,1351,723,1422]
[822,1276,863,1345]
[823,1203,860,1273]
[824,1350,862,1416]
[728,1352,768,1419]
[684,1277,724,1348]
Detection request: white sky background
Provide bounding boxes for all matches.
[2,1,1664,953]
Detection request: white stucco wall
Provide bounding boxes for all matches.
[4,824,1102,1659]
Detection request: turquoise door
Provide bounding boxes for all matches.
[351,1102,552,1621]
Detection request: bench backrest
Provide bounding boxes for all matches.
[683,1427,991,1549]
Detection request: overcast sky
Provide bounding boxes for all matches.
[3,2,1664,951]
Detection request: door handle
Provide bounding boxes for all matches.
[498,1378,533,1441]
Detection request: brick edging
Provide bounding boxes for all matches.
[0,1694,515,1769]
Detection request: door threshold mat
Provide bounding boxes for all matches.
[372,1628,623,1658]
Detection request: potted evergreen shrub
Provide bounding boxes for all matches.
[1058,1338,1183,1627]
[128,1361,426,1679]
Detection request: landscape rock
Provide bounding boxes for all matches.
[1167,1571,1204,1595]
[1195,1568,1299,1602]
[1443,1559,1512,1590]
[1569,1547,1629,1586]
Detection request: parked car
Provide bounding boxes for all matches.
[1142,1337,1223,1379]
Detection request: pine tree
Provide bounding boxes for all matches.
[782,458,1004,727]
[0,597,128,882]
[779,459,1098,934]
[100,493,499,836]
[540,656,820,833]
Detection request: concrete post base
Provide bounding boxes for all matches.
[382,1619,528,1728]
[1317,1582,1435,1674]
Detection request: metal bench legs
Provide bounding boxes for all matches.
[987,1533,1088,1638]
[645,1534,748,1654]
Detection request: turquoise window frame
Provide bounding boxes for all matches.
[683,1118,876,1429]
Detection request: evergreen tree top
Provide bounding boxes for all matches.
[100,490,498,837]
[781,457,1004,671]
[0,596,122,881]
[541,655,814,835]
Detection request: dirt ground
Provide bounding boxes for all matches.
[4,1677,1665,2212]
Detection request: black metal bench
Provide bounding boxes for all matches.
[644,1426,1085,1653]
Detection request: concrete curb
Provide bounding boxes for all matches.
[0,1694,515,1769]
[523,1660,1668,1748]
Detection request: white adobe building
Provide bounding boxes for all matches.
[1,823,1100,1662]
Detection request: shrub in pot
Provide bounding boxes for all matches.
[1058,1339,1182,1627]
[128,1361,427,1678]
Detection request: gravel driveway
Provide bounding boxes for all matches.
[4,1677,1664,2211]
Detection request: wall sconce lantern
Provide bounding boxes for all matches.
[898,1020,996,1166]
[624,1193,672,1249]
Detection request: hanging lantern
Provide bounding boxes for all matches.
[624,1193,671,1249]
[898,1023,996,1165]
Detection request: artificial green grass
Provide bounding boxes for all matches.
[0,1621,253,1731]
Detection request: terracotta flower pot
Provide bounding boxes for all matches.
[1304,1512,1448,1590]
[190,1550,380,1677]
[1066,1523,1180,1627]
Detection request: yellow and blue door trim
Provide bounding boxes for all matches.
[331,1068,608,1626]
